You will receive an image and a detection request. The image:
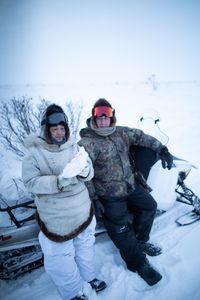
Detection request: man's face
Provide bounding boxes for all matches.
[96,116,111,128]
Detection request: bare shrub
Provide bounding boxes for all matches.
[0,97,83,159]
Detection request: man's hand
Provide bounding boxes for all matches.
[159,146,174,170]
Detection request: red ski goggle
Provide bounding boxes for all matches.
[94,106,113,117]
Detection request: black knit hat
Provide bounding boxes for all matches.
[41,104,70,144]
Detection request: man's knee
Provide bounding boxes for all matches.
[103,216,130,235]
[107,227,137,251]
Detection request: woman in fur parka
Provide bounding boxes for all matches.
[22,104,107,300]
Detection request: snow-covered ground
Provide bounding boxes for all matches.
[1,81,200,300]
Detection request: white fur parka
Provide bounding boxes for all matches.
[22,135,94,242]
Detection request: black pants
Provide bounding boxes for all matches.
[127,183,157,242]
[100,183,157,271]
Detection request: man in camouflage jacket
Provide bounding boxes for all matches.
[79,98,173,286]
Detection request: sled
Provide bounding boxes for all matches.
[0,180,43,280]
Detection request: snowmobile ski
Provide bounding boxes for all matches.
[175,210,200,226]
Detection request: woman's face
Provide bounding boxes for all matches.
[96,116,111,128]
[49,125,66,142]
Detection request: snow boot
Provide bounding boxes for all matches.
[71,292,88,300]
[138,241,162,256]
[89,278,107,292]
[136,258,162,286]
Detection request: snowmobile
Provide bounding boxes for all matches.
[1,155,199,281]
[1,114,200,280]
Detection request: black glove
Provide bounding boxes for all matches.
[93,199,105,222]
[159,146,174,170]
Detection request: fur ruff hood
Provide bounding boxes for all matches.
[24,134,76,152]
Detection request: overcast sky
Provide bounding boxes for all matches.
[0,0,200,85]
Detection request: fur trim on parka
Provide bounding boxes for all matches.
[35,205,94,242]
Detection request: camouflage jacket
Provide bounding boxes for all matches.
[79,126,163,200]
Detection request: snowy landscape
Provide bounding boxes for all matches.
[0,81,200,300]
[1,0,200,299]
